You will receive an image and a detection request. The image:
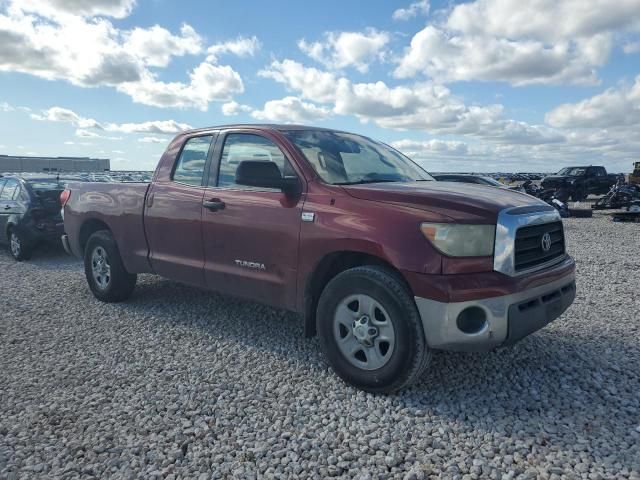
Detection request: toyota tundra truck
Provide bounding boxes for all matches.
[61,125,576,393]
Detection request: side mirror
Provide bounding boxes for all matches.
[235,160,300,195]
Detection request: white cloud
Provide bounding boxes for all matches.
[394,26,608,85]
[138,136,166,144]
[14,0,137,19]
[0,5,152,86]
[392,139,468,155]
[298,29,390,73]
[125,24,202,68]
[206,36,260,62]
[623,41,640,53]
[0,3,245,109]
[251,96,331,123]
[259,59,562,144]
[75,128,121,140]
[259,59,346,104]
[221,101,251,116]
[546,76,640,128]
[1,101,14,112]
[445,0,640,42]
[392,0,429,21]
[31,107,102,128]
[394,0,640,85]
[31,106,193,134]
[75,128,101,138]
[106,120,192,135]
[117,62,244,110]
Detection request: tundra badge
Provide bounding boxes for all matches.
[235,260,266,270]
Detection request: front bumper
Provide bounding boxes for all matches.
[414,271,576,352]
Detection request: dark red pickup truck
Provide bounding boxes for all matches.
[62,125,576,392]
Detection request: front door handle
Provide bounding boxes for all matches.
[203,199,225,211]
[3,205,10,210]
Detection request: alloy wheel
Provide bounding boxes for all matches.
[91,246,111,290]
[333,294,396,371]
[10,232,21,258]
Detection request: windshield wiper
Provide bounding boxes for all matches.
[334,179,400,185]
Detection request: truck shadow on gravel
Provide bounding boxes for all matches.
[121,276,327,367]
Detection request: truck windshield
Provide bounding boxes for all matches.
[557,167,586,176]
[481,177,504,186]
[283,130,433,185]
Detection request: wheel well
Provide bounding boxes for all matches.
[303,251,410,338]
[79,219,111,254]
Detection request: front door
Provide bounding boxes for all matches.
[144,134,215,287]
[201,131,304,309]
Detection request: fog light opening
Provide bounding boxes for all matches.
[456,307,488,334]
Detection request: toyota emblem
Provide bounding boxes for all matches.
[541,232,552,252]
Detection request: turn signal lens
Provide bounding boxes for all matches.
[420,223,495,257]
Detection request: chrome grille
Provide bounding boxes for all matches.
[514,221,565,272]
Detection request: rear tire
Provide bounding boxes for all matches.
[8,227,32,261]
[84,230,136,302]
[317,266,431,393]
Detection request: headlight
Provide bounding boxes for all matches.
[420,223,495,257]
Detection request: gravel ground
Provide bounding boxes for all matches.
[1,212,639,479]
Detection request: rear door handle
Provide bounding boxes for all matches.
[203,199,225,211]
[3,205,10,210]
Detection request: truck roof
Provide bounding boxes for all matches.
[182,123,350,135]
[562,165,602,168]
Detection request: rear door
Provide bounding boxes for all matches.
[0,179,19,243]
[200,130,304,309]
[584,167,603,193]
[592,167,608,192]
[144,134,216,287]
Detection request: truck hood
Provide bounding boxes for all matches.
[542,175,574,183]
[341,181,548,222]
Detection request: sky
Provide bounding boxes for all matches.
[0,0,639,173]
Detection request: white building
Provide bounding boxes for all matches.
[0,155,110,173]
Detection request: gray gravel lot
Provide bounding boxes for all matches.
[1,213,639,479]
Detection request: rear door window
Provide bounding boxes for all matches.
[172,136,213,186]
[0,179,19,200]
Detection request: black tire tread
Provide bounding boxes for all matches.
[7,227,32,261]
[84,230,136,303]
[317,265,431,393]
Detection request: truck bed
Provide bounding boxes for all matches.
[64,181,152,274]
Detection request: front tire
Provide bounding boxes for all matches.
[84,230,137,302]
[8,228,32,261]
[317,266,431,393]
